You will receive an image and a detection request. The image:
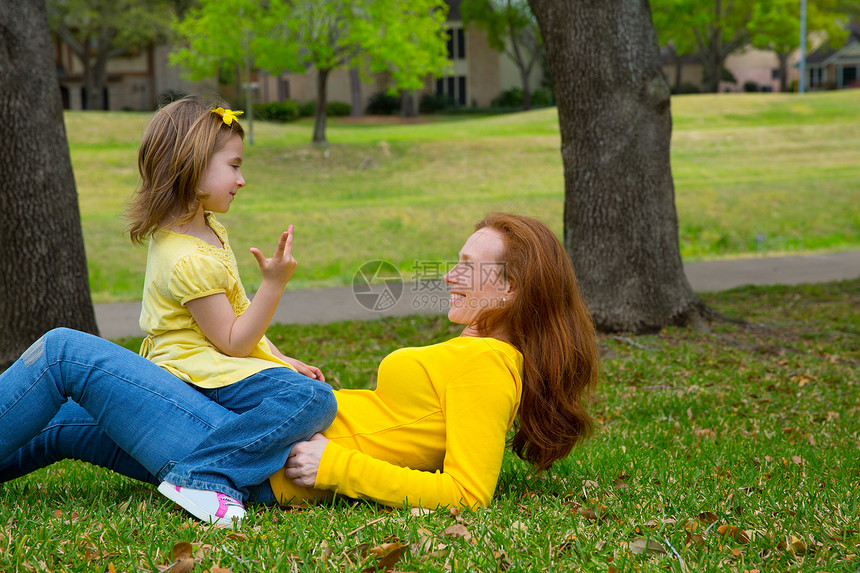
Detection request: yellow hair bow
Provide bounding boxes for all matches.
[212,107,244,126]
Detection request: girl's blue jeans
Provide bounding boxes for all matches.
[0,328,336,502]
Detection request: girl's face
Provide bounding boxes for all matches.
[200,134,245,213]
[443,228,513,328]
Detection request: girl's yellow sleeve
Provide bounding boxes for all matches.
[314,366,520,509]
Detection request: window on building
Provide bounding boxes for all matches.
[436,75,467,106]
[445,27,466,60]
[771,68,779,80]
[841,65,858,86]
[457,28,465,59]
[808,67,823,87]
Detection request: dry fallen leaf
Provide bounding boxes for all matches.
[629,537,668,556]
[788,535,807,555]
[696,428,717,440]
[172,542,193,561]
[365,542,407,572]
[685,531,705,547]
[443,524,472,541]
[717,524,750,544]
[169,559,195,573]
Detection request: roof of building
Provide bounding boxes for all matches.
[806,24,860,66]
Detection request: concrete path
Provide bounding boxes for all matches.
[95,250,860,339]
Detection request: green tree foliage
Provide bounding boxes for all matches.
[169,0,263,82]
[48,0,174,110]
[460,0,542,109]
[172,0,450,144]
[651,0,755,93]
[749,0,856,91]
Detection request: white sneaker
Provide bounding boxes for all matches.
[157,481,246,527]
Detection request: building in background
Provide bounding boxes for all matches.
[805,24,860,90]
[661,46,800,93]
[54,40,215,111]
[54,0,544,113]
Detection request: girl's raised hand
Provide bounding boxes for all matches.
[249,224,297,288]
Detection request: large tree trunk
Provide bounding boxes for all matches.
[528,0,707,333]
[0,0,99,369]
[312,67,330,144]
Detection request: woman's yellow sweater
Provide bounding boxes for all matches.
[269,336,523,508]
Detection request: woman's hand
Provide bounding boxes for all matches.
[285,433,329,488]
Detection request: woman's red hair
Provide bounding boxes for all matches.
[474,213,599,471]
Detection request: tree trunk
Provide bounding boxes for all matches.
[82,46,95,110]
[520,67,532,110]
[702,52,723,93]
[400,90,416,117]
[90,55,107,110]
[528,0,707,333]
[508,27,534,111]
[349,67,363,117]
[91,33,112,111]
[700,10,724,93]
[312,67,330,144]
[776,51,788,92]
[0,0,99,369]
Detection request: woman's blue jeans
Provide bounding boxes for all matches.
[0,328,336,501]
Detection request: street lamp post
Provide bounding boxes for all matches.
[799,0,807,93]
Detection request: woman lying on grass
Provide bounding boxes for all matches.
[0,213,599,517]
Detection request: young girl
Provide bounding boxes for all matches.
[125,98,336,526]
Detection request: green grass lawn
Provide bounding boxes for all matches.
[71,90,860,302]
[1,280,857,571]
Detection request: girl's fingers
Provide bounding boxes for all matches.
[249,247,266,267]
[283,225,294,256]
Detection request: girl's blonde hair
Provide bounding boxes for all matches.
[126,97,244,244]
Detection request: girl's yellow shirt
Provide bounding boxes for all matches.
[139,213,295,388]
[270,336,523,508]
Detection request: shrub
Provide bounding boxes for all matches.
[492,87,523,108]
[419,93,449,114]
[253,100,299,122]
[673,82,701,95]
[531,87,554,106]
[491,87,554,109]
[743,81,760,93]
[326,101,351,117]
[366,90,401,115]
[298,101,316,117]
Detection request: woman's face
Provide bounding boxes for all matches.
[443,228,513,327]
